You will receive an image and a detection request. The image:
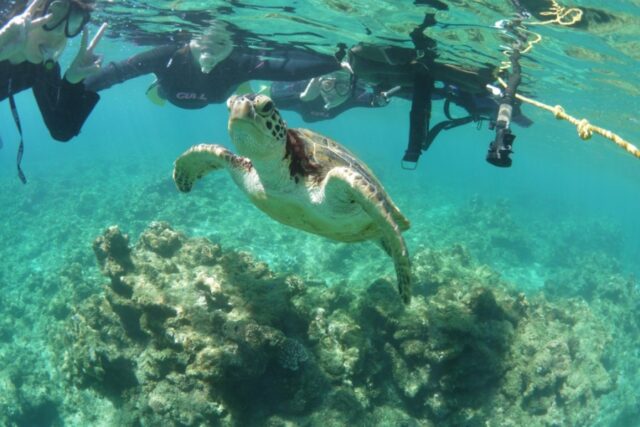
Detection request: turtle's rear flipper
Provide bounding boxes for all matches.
[376,238,412,304]
[173,144,236,192]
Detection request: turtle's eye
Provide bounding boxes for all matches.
[226,95,238,110]
[258,100,274,115]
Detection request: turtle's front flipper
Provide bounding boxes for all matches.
[324,167,412,304]
[173,144,246,192]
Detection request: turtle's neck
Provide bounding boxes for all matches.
[249,149,296,189]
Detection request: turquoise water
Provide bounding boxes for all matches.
[1,1,639,426]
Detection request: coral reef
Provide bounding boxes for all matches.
[53,222,622,426]
[543,250,640,427]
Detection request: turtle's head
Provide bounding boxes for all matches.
[227,94,287,159]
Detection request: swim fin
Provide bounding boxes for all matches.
[235,81,255,95]
[145,80,167,106]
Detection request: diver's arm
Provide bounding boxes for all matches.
[32,63,99,142]
[269,80,310,105]
[0,0,58,64]
[1,61,96,142]
[0,61,38,100]
[239,49,340,81]
[404,73,434,163]
[352,86,387,108]
[83,44,179,92]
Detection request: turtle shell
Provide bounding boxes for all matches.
[288,127,410,231]
[289,128,379,183]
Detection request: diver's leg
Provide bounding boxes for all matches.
[403,72,434,165]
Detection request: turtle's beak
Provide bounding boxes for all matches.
[226,95,239,110]
[228,96,255,122]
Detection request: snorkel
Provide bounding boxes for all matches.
[189,22,234,74]
[24,25,66,64]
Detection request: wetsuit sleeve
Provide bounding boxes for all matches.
[31,63,99,142]
[237,49,340,81]
[351,87,379,107]
[83,44,179,92]
[303,88,382,122]
[0,61,37,100]
[269,80,309,105]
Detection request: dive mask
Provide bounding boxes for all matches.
[319,73,352,110]
[42,0,90,38]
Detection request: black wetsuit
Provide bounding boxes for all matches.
[270,79,381,122]
[0,60,99,141]
[84,44,341,109]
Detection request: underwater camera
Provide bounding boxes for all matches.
[487,126,515,167]
[486,103,516,167]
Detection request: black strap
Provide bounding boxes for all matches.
[410,13,438,56]
[335,43,348,63]
[422,116,475,153]
[443,99,455,120]
[402,73,434,168]
[8,79,27,184]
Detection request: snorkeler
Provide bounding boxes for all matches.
[81,22,341,110]
[267,70,533,128]
[0,0,107,182]
[333,8,533,167]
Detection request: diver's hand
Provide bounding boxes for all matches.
[372,93,390,107]
[374,85,402,106]
[65,23,108,84]
[0,0,55,62]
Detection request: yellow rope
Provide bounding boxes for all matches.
[497,77,640,160]
[528,0,583,26]
[493,3,639,160]
[498,1,581,70]
[498,29,542,71]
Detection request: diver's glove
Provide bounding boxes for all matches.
[65,23,108,84]
[0,0,56,63]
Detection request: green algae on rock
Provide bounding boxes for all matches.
[57,222,620,426]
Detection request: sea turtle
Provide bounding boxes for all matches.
[173,93,412,303]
